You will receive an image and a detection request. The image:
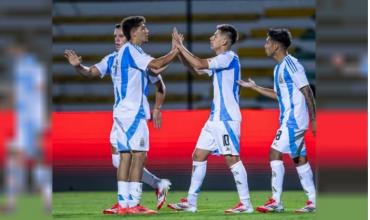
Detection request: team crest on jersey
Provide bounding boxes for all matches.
[278,73,283,84]
[139,138,145,147]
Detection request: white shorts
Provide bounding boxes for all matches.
[110,119,118,149]
[271,126,307,158]
[112,116,149,152]
[196,120,240,156]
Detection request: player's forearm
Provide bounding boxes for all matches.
[301,86,316,121]
[154,80,166,109]
[178,45,208,69]
[149,50,178,73]
[177,53,200,75]
[253,86,277,100]
[74,64,94,78]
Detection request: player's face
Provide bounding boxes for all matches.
[264,36,277,57]
[114,28,126,51]
[209,30,226,51]
[133,22,149,44]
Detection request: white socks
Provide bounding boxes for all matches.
[141,168,161,189]
[118,181,129,208]
[270,160,285,203]
[128,182,143,207]
[118,181,144,208]
[296,163,316,205]
[230,161,251,207]
[187,161,207,207]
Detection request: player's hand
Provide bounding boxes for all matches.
[152,108,162,129]
[237,78,256,88]
[64,49,82,67]
[172,27,183,49]
[311,119,316,136]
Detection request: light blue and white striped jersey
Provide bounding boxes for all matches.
[203,50,241,122]
[101,42,160,120]
[14,54,46,130]
[95,47,161,119]
[273,54,309,130]
[95,51,117,79]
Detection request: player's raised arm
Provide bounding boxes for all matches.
[173,30,209,70]
[147,38,179,74]
[300,85,316,136]
[64,49,100,78]
[172,30,207,75]
[237,78,277,100]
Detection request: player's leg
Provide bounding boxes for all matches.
[217,121,253,214]
[167,148,209,213]
[290,131,316,213]
[224,155,254,214]
[256,128,286,213]
[125,119,156,215]
[103,121,123,214]
[116,152,131,212]
[141,167,171,210]
[168,121,214,212]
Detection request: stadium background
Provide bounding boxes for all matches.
[51,0,319,191]
[0,0,366,219]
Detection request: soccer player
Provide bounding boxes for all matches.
[110,16,179,215]
[167,25,253,214]
[2,39,51,213]
[237,28,316,213]
[64,23,171,214]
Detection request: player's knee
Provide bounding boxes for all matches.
[293,156,307,165]
[112,154,120,168]
[192,151,206,162]
[269,148,282,161]
[225,155,240,167]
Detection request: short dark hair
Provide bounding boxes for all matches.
[115,23,121,29]
[267,28,292,49]
[120,16,146,41]
[216,24,238,45]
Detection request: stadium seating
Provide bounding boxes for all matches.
[51,0,317,110]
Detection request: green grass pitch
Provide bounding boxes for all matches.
[53,191,318,220]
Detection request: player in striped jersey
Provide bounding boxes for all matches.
[167,25,253,214]
[238,28,316,213]
[64,23,171,214]
[112,16,179,215]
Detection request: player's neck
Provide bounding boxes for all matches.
[130,39,142,46]
[215,47,228,55]
[273,50,288,63]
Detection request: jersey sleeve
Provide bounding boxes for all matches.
[198,69,213,76]
[130,46,154,71]
[207,52,234,70]
[94,55,110,78]
[290,62,309,89]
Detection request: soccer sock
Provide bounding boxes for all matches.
[296,163,316,205]
[33,164,52,209]
[128,182,143,207]
[270,160,285,203]
[141,168,161,189]
[230,161,251,207]
[112,154,120,168]
[187,161,207,207]
[118,181,129,208]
